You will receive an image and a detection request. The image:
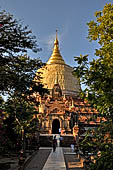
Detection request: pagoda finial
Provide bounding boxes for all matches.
[47,30,65,65]
[54,29,59,45]
[56,29,58,38]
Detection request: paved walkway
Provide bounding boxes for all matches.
[24,147,83,170]
[42,147,66,170]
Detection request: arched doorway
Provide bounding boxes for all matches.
[52,119,60,134]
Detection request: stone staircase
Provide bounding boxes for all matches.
[60,134,75,147]
[39,134,75,147]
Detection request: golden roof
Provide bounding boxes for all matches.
[47,31,65,65]
[36,31,80,96]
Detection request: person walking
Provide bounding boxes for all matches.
[53,135,57,152]
[70,143,74,152]
[59,128,61,134]
[59,135,63,146]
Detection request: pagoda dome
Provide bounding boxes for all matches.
[35,31,80,97]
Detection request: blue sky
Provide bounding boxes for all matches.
[0,0,112,67]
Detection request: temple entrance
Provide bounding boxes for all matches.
[52,119,60,134]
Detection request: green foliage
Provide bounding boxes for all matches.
[0,98,13,154]
[0,10,43,94]
[0,10,39,56]
[3,95,40,151]
[1,54,44,94]
[74,3,113,115]
[87,3,113,45]
[5,96,37,131]
[81,121,113,170]
[74,3,113,170]
[0,10,48,152]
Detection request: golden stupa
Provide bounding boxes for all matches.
[36,31,80,96]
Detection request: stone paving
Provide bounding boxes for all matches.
[42,147,66,170]
[24,148,51,170]
[0,147,83,170]
[24,147,83,170]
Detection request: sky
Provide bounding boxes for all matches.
[0,0,112,67]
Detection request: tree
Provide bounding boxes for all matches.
[0,10,43,94]
[74,3,113,115]
[3,93,41,152]
[74,3,113,170]
[0,10,48,153]
[0,97,11,154]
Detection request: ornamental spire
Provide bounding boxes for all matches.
[54,29,58,45]
[47,30,65,65]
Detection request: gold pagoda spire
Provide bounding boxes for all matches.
[47,30,65,65]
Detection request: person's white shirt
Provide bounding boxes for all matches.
[70,144,74,152]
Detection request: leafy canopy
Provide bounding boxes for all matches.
[74,3,113,115]
[74,3,113,170]
[0,10,43,95]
